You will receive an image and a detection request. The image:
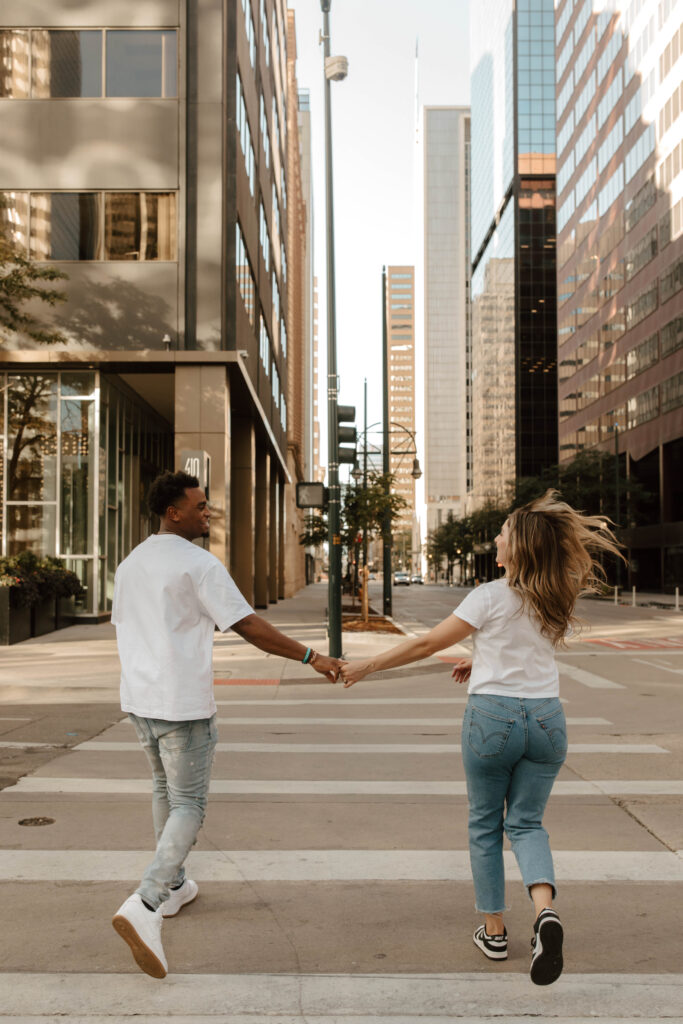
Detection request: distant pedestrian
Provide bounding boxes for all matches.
[111,470,342,979]
[340,491,623,985]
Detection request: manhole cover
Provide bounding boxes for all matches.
[18,817,55,827]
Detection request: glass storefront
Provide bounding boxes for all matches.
[0,370,172,616]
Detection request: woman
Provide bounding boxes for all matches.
[340,491,623,986]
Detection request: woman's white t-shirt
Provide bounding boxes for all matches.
[454,578,559,697]
[112,534,253,721]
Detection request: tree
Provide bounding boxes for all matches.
[298,472,408,602]
[0,206,68,346]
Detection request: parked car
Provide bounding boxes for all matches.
[410,574,423,584]
[393,571,411,586]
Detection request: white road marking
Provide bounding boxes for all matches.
[118,716,609,727]
[73,740,667,754]
[2,971,683,1020]
[6,777,680,797]
[633,657,683,675]
[0,740,63,749]
[1,848,682,882]
[558,663,626,689]
[214,698,471,705]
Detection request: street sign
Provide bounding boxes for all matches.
[296,482,327,509]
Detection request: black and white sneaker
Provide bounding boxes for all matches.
[473,923,508,960]
[530,908,563,985]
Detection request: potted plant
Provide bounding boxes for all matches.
[0,553,84,644]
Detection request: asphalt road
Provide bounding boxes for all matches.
[0,582,682,1021]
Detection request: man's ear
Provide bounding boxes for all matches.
[166,505,181,522]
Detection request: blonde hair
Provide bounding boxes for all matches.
[506,489,625,647]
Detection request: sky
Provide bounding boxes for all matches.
[288,0,471,477]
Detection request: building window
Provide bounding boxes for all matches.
[237,74,256,197]
[280,166,287,210]
[280,316,287,358]
[280,241,287,283]
[18,191,176,261]
[241,0,257,68]
[103,193,176,260]
[260,90,270,168]
[271,183,280,245]
[235,221,255,328]
[105,30,177,98]
[661,371,683,414]
[260,0,270,67]
[259,200,270,271]
[259,313,270,376]
[0,29,179,99]
[627,384,659,428]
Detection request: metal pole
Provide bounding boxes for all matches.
[382,266,392,617]
[614,423,621,590]
[362,377,368,569]
[322,1,342,657]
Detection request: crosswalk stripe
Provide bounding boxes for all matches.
[1,849,682,882]
[116,716,609,727]
[2,971,682,1019]
[6,777,680,796]
[73,740,668,754]
[558,664,625,689]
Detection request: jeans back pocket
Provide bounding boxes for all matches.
[535,704,567,757]
[467,706,514,758]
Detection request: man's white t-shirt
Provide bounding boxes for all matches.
[111,534,253,721]
[454,578,559,697]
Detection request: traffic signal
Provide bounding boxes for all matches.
[337,404,357,464]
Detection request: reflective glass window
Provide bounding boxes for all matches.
[31,30,102,98]
[30,193,102,261]
[0,31,29,98]
[104,192,176,260]
[60,397,95,555]
[105,30,177,98]
[0,191,29,255]
[6,374,58,501]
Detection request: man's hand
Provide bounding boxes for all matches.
[311,654,344,683]
[451,657,472,684]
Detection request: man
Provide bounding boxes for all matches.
[111,470,342,979]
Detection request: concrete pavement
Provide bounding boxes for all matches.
[0,582,682,1021]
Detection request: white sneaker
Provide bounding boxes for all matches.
[112,893,168,979]
[162,878,198,918]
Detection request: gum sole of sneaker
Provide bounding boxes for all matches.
[162,890,198,918]
[530,919,563,986]
[112,915,167,979]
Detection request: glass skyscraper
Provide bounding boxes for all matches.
[555,0,683,591]
[470,0,558,506]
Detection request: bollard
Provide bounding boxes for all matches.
[614,586,619,605]
[632,586,636,607]
[676,586,680,612]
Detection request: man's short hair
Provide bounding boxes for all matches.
[147,470,200,517]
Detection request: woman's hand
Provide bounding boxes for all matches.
[451,658,472,685]
[340,659,375,688]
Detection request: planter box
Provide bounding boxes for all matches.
[0,589,32,645]
[31,597,56,638]
[56,596,76,630]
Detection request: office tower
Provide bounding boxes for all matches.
[386,265,417,555]
[555,0,683,590]
[0,1,309,617]
[470,0,558,506]
[423,106,471,536]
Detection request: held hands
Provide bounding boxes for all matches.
[451,657,472,685]
[339,659,374,688]
[310,654,345,683]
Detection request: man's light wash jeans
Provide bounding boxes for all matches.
[461,694,567,914]
[129,713,218,910]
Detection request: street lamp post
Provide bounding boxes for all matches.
[382,266,392,618]
[320,0,347,658]
[614,421,621,589]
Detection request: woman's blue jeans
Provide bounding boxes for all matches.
[129,713,218,911]
[461,695,567,914]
